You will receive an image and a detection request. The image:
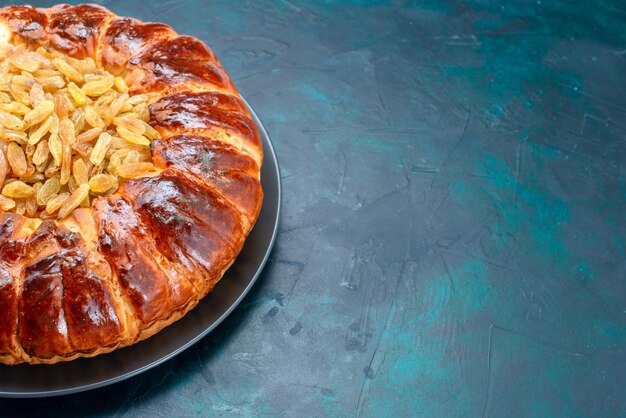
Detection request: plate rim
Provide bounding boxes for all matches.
[0,97,281,398]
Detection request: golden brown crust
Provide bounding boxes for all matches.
[101,17,176,75]
[47,4,114,59]
[19,221,74,359]
[0,265,18,359]
[125,35,236,95]
[149,91,263,163]
[18,221,125,359]
[94,195,198,326]
[0,214,27,362]
[0,5,48,45]
[118,168,246,277]
[0,4,114,58]
[0,4,263,364]
[151,135,262,223]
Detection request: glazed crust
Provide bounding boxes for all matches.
[0,4,263,364]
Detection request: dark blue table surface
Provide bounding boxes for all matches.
[2,0,625,416]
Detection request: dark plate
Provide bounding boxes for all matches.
[0,98,281,398]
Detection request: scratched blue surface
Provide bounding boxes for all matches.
[1,0,626,417]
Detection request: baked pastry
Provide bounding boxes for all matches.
[0,4,263,365]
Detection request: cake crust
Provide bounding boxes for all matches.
[0,4,263,365]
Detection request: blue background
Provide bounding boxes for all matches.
[2,0,626,416]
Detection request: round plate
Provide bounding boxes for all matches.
[0,98,281,398]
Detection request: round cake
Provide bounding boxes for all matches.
[0,4,263,365]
